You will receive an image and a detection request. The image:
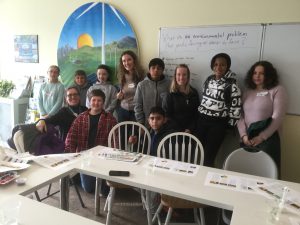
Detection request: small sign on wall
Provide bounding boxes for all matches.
[14,35,39,63]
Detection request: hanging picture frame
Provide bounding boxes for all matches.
[14,35,39,63]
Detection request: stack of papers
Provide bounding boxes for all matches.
[99,151,143,163]
[33,153,83,170]
[145,158,199,176]
[0,154,30,173]
[205,172,300,215]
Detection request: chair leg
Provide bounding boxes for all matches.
[34,191,41,202]
[70,178,85,208]
[164,207,173,225]
[222,209,231,225]
[145,190,153,225]
[105,187,115,225]
[216,208,222,225]
[199,208,206,225]
[152,203,163,224]
[194,208,201,225]
[47,184,52,196]
[140,189,146,210]
[95,178,102,215]
[104,187,112,212]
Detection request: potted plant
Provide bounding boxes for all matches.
[0,79,15,98]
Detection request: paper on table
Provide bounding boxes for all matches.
[96,146,145,163]
[33,153,83,170]
[145,158,199,176]
[99,151,143,162]
[204,171,267,193]
[0,161,30,173]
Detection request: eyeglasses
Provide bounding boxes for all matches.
[48,70,59,74]
[67,93,79,98]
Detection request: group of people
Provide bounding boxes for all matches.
[29,50,287,192]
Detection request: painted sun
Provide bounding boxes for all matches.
[77,33,94,48]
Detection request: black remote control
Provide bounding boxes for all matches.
[109,170,130,176]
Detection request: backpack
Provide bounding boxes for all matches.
[33,124,65,155]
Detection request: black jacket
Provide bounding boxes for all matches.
[149,121,175,156]
[45,105,87,141]
[163,87,200,133]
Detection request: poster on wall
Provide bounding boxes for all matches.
[14,35,39,63]
[57,2,138,86]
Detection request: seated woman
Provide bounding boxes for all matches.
[36,86,87,141]
[163,64,199,134]
[10,86,87,154]
[237,61,287,168]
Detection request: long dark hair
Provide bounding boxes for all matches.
[245,61,279,90]
[117,50,144,87]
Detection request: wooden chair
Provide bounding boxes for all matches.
[152,132,206,225]
[94,121,151,225]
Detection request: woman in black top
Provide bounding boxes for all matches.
[163,64,200,134]
[36,86,87,141]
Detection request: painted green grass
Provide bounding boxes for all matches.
[58,45,137,87]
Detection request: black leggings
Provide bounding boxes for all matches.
[197,116,227,167]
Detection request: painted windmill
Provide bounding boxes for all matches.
[76,2,126,64]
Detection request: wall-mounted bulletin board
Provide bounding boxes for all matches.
[159,23,300,115]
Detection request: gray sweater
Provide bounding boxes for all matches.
[134,74,170,125]
[86,81,118,113]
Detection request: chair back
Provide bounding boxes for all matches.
[223,147,278,179]
[157,132,204,165]
[108,121,151,155]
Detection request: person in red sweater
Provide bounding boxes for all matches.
[65,89,117,193]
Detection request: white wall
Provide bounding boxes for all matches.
[1,0,300,182]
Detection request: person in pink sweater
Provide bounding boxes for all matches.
[237,61,287,167]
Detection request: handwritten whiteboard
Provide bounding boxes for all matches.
[262,24,300,115]
[159,25,263,91]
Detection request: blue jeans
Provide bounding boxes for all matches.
[117,107,136,123]
[79,174,110,196]
[80,174,95,193]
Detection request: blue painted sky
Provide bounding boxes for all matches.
[58,2,135,49]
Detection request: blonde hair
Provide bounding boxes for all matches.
[170,64,192,94]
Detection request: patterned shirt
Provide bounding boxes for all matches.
[65,109,117,153]
[198,70,242,126]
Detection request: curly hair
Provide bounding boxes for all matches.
[117,50,144,87]
[245,61,279,90]
[210,53,231,71]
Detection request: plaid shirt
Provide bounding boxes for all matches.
[65,110,117,153]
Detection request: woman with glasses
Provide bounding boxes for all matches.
[10,86,87,154]
[36,86,87,141]
[38,65,65,118]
